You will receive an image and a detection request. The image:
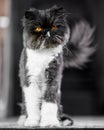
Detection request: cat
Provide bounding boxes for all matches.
[18,5,95,127]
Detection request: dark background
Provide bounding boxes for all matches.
[7,0,104,117]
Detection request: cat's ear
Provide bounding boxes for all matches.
[25,11,34,19]
[50,5,66,16]
[24,9,38,20]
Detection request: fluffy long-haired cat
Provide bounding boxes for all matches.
[18,5,95,127]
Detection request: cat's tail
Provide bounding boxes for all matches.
[60,113,73,126]
[63,20,96,68]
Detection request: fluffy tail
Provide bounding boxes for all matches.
[60,113,73,126]
[63,20,96,68]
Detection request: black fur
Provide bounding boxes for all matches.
[22,5,69,49]
[44,54,63,104]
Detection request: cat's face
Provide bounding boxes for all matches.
[23,6,70,49]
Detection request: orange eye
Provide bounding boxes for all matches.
[52,25,57,30]
[36,27,43,32]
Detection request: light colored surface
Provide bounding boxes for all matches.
[72,117,104,128]
[0,117,104,128]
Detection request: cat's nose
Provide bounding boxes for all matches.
[43,30,50,37]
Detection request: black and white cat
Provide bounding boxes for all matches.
[18,5,95,127]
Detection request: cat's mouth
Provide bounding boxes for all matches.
[31,35,63,49]
[42,35,63,49]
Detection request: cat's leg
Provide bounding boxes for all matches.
[23,83,41,127]
[40,57,73,127]
[40,101,60,127]
[19,49,41,127]
[40,59,62,127]
[17,97,26,126]
[17,115,26,126]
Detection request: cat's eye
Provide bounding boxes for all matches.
[36,27,43,32]
[52,25,57,30]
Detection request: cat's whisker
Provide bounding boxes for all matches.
[55,35,63,44]
[55,36,62,44]
[55,35,63,40]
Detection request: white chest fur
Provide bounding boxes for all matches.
[26,45,62,77]
[23,45,63,127]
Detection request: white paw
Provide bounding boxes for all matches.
[40,102,60,127]
[40,118,60,127]
[17,115,26,126]
[24,118,39,127]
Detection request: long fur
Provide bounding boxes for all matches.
[63,20,95,68]
[18,5,95,127]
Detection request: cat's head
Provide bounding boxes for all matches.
[22,5,70,49]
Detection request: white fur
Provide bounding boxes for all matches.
[23,84,41,126]
[40,102,60,127]
[61,119,72,126]
[26,45,63,92]
[26,45,62,78]
[40,40,45,49]
[17,115,26,126]
[47,31,50,37]
[23,45,62,127]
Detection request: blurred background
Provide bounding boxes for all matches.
[0,0,104,119]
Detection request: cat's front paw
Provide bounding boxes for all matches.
[40,102,60,127]
[17,115,26,126]
[40,118,60,127]
[24,118,39,127]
